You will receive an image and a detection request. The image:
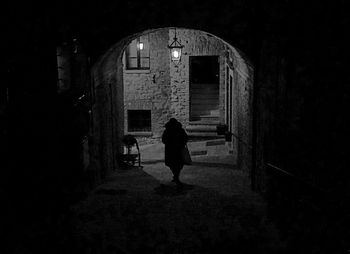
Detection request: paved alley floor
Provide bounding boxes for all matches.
[71,158,286,254]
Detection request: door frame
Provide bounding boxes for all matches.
[189,55,220,121]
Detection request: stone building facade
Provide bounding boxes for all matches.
[123,28,234,137]
[92,27,252,176]
[123,29,171,138]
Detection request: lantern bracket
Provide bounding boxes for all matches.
[168,28,184,63]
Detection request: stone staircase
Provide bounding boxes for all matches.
[188,82,221,140]
[190,83,219,121]
[186,114,223,140]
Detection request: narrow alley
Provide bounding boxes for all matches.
[71,153,284,253]
[3,1,350,253]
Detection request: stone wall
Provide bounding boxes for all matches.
[123,29,171,138]
[236,65,253,173]
[92,28,253,179]
[56,45,71,94]
[169,29,227,126]
[123,28,227,137]
[227,45,254,173]
[91,37,129,178]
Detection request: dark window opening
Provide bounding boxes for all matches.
[190,56,219,84]
[125,35,150,70]
[128,110,151,132]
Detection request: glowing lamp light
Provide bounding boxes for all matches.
[168,28,184,63]
[171,48,181,61]
[137,42,144,50]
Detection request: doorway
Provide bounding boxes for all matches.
[189,56,220,122]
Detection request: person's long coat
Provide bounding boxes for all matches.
[162,121,188,170]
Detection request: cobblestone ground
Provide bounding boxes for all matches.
[70,159,286,254]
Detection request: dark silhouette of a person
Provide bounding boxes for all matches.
[162,118,188,184]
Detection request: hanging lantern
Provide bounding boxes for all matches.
[168,28,184,63]
[137,41,144,50]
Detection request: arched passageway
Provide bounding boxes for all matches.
[3,2,349,253]
[91,27,254,182]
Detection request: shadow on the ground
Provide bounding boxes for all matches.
[95,188,128,195]
[154,183,195,196]
[142,159,165,164]
[117,164,144,170]
[70,174,285,254]
[4,164,283,254]
[142,160,236,169]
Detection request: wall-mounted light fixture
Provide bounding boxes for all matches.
[168,28,184,64]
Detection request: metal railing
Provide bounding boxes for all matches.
[266,162,326,196]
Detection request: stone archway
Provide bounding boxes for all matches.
[90,27,254,182]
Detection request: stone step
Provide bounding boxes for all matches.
[191,108,219,112]
[200,114,219,117]
[191,94,219,99]
[191,110,219,115]
[191,91,219,95]
[209,110,220,116]
[191,101,219,106]
[191,105,218,109]
[199,115,220,121]
[191,83,219,86]
[186,117,222,139]
[191,87,219,91]
[191,85,219,88]
[188,132,224,138]
[189,120,220,125]
[191,109,219,115]
[190,117,220,122]
[186,124,218,132]
[190,85,219,90]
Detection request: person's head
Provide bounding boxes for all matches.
[165,118,182,129]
